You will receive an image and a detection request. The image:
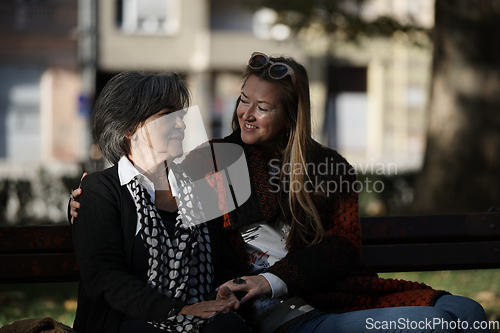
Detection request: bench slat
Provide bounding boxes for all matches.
[1,212,499,283]
[363,241,500,272]
[361,212,500,244]
[0,253,79,283]
[0,225,74,254]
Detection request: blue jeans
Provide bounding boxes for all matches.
[286,295,491,333]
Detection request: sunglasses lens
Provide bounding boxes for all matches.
[269,64,289,79]
[249,54,268,69]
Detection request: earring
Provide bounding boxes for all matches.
[281,129,290,146]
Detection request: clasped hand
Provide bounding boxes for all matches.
[178,298,237,318]
[216,275,272,306]
[70,174,271,316]
[179,283,248,318]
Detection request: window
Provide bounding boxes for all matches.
[116,0,179,35]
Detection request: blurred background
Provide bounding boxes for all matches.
[1,0,499,329]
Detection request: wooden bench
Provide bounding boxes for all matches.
[0,225,78,283]
[1,211,500,283]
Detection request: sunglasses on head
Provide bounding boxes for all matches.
[248,52,294,80]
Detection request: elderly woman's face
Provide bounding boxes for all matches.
[237,75,288,151]
[133,106,186,162]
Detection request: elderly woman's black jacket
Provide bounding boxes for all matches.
[71,164,244,333]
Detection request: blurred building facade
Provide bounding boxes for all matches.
[321,36,433,171]
[0,0,85,169]
[0,0,434,171]
[322,0,435,171]
[0,0,84,223]
[88,0,434,171]
[0,0,434,222]
[88,0,307,142]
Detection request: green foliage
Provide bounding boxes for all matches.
[0,283,78,328]
[61,176,82,198]
[0,179,10,222]
[252,0,430,45]
[358,171,418,217]
[380,270,500,331]
[0,169,83,226]
[14,180,33,222]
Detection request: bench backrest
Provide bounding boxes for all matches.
[1,212,499,283]
[361,212,500,272]
[0,225,78,283]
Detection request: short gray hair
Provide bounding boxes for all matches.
[91,71,190,164]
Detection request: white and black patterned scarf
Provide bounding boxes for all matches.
[127,163,214,332]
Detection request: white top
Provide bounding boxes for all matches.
[240,220,314,330]
[117,155,179,235]
[240,220,291,298]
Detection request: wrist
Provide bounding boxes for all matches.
[167,301,186,318]
[260,272,288,298]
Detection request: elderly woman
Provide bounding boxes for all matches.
[71,71,248,333]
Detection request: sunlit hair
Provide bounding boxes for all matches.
[91,71,190,164]
[231,55,326,249]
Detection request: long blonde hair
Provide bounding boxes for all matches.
[232,55,326,249]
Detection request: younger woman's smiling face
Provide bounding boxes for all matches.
[237,75,288,154]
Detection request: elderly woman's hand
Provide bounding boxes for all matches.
[219,275,272,305]
[70,172,87,224]
[215,286,241,310]
[178,299,237,318]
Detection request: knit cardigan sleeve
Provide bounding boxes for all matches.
[72,169,183,322]
[183,135,446,311]
[181,137,366,298]
[265,168,364,297]
[264,154,446,311]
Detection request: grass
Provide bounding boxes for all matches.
[380,269,500,332]
[1,271,499,331]
[0,282,78,328]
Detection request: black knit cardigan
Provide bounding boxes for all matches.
[180,130,448,313]
[71,164,244,333]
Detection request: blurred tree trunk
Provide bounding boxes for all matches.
[411,0,500,214]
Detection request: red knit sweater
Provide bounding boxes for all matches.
[180,131,448,313]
